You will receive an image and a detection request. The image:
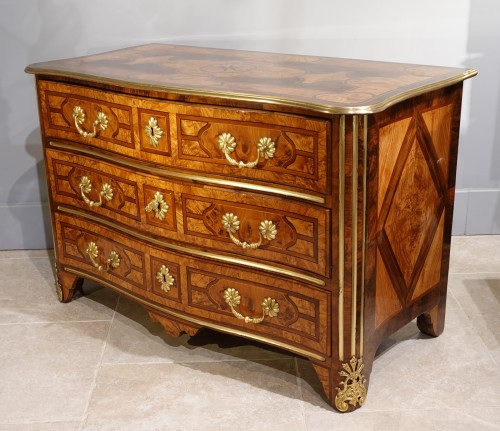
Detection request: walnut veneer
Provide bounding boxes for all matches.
[26,44,476,412]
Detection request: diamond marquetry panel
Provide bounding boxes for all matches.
[376,105,451,326]
[384,139,441,287]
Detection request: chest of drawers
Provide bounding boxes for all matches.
[26,44,476,412]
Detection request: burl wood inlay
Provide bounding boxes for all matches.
[182,194,327,275]
[43,84,134,148]
[185,262,329,356]
[27,44,475,412]
[178,114,321,181]
[375,100,453,328]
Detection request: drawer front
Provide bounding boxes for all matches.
[47,148,330,278]
[39,80,172,160]
[54,213,330,357]
[174,107,329,195]
[55,214,182,308]
[39,80,329,195]
[184,259,330,357]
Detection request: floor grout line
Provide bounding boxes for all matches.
[293,356,310,430]
[0,319,115,326]
[78,295,121,431]
[458,297,500,369]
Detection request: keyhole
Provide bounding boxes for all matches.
[162,275,167,282]
[157,202,162,211]
[150,127,155,135]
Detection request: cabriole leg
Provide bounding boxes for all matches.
[54,263,83,303]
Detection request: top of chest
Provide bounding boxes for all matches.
[25,43,475,115]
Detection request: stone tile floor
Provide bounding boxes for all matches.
[0,236,499,430]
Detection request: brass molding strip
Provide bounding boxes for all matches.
[360,115,368,357]
[48,141,325,204]
[351,116,359,358]
[63,266,326,362]
[57,206,325,287]
[28,66,477,115]
[338,115,345,362]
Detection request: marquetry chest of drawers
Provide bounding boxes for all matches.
[26,44,476,412]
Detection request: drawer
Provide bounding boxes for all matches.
[173,105,329,195]
[54,213,330,357]
[39,80,172,160]
[39,80,329,195]
[184,259,330,357]
[55,213,181,308]
[47,148,330,278]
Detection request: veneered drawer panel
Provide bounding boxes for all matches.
[46,149,176,234]
[54,213,329,357]
[174,108,329,194]
[54,213,183,308]
[39,80,172,160]
[47,148,330,278]
[185,260,330,357]
[181,190,330,277]
[39,80,329,196]
[56,216,147,293]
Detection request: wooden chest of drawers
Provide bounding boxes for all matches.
[26,44,476,412]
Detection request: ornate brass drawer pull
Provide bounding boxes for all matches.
[221,213,277,250]
[145,116,163,147]
[86,241,120,273]
[156,264,175,293]
[218,132,276,168]
[145,191,169,220]
[79,176,113,208]
[72,106,108,138]
[223,288,279,324]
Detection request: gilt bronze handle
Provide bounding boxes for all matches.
[221,213,277,250]
[218,132,275,168]
[86,242,120,273]
[72,106,108,138]
[223,288,279,324]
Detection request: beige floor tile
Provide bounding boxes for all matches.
[469,311,500,365]
[450,235,500,273]
[416,408,500,431]
[101,296,294,365]
[364,309,500,411]
[1,237,498,429]
[304,409,402,431]
[0,254,55,285]
[448,273,500,316]
[302,407,500,431]
[0,321,110,423]
[0,258,118,324]
[449,272,500,367]
[82,360,306,431]
[297,303,498,412]
[0,422,81,431]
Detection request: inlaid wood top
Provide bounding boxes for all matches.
[26,43,476,114]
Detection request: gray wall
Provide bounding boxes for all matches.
[1,0,498,250]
